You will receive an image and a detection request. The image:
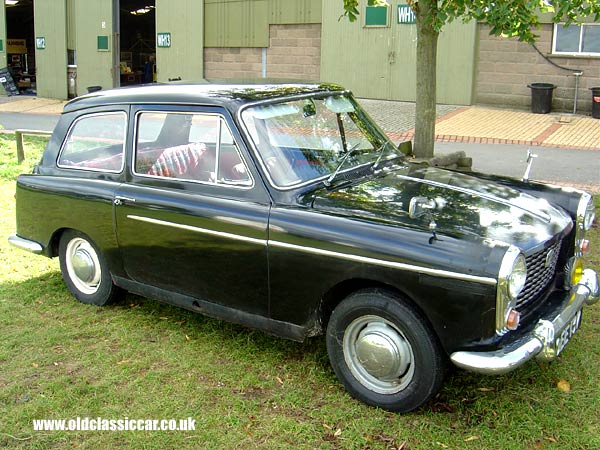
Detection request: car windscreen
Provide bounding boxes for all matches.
[241,94,399,188]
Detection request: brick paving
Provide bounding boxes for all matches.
[360,99,600,151]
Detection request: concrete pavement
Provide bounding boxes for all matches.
[360,99,599,192]
[0,94,597,191]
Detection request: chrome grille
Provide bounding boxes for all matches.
[516,240,562,310]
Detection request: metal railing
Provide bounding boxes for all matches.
[15,129,52,163]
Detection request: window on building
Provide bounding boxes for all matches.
[553,23,600,55]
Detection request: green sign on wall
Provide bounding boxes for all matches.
[397,5,416,24]
[36,37,46,49]
[365,6,388,27]
[97,35,109,51]
[157,32,171,48]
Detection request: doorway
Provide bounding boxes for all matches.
[118,0,156,86]
[5,0,35,94]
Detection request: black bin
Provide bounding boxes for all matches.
[528,83,556,114]
[591,87,600,119]
[86,85,102,93]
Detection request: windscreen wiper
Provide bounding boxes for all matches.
[323,142,360,187]
[371,141,396,170]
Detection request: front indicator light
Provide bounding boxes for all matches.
[580,239,590,254]
[506,309,520,331]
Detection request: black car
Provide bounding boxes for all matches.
[9,82,598,412]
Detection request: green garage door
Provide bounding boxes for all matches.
[34,0,68,99]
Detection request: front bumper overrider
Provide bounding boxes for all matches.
[450,269,599,375]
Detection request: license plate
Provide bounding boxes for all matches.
[556,310,582,356]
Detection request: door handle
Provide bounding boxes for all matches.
[114,196,136,206]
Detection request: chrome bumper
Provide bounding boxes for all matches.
[8,234,43,254]
[450,269,599,375]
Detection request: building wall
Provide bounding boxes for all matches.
[34,0,68,99]
[204,24,321,81]
[204,0,321,48]
[266,24,320,80]
[73,0,114,95]
[475,23,600,113]
[0,5,6,70]
[204,47,263,79]
[155,0,204,82]
[320,1,477,105]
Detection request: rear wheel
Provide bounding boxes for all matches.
[326,289,446,412]
[59,230,122,306]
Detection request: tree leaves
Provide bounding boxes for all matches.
[340,0,389,22]
[340,0,600,42]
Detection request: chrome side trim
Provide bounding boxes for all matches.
[269,241,497,286]
[127,215,267,246]
[8,234,43,254]
[127,215,498,286]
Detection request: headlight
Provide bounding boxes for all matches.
[583,200,596,231]
[496,246,527,334]
[508,253,527,298]
[575,193,595,255]
[577,193,595,231]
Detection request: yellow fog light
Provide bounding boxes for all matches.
[567,257,584,288]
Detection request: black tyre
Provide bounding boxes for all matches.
[326,289,446,412]
[58,230,122,306]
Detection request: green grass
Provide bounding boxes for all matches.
[0,135,599,449]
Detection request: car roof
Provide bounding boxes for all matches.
[63,80,347,114]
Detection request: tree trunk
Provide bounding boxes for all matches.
[413,0,439,159]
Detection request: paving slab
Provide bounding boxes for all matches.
[0,97,66,114]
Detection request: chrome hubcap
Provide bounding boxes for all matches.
[344,315,414,394]
[65,238,101,295]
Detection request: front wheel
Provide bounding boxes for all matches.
[326,289,446,412]
[59,230,122,306]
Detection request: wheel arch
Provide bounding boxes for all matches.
[47,227,70,257]
[315,278,434,338]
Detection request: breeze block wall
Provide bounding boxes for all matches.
[203,24,321,81]
[475,24,600,114]
[265,24,321,80]
[203,48,263,79]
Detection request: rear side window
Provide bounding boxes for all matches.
[57,112,127,172]
[134,111,251,187]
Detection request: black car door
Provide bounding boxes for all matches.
[114,105,271,316]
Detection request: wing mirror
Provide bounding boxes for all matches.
[409,196,437,219]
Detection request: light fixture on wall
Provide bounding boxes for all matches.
[5,0,20,7]
[130,5,155,16]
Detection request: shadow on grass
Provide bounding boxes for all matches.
[1,270,331,372]
[2,271,591,422]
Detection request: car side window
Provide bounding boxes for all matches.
[134,111,251,186]
[57,112,127,172]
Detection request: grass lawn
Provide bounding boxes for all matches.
[0,133,599,449]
